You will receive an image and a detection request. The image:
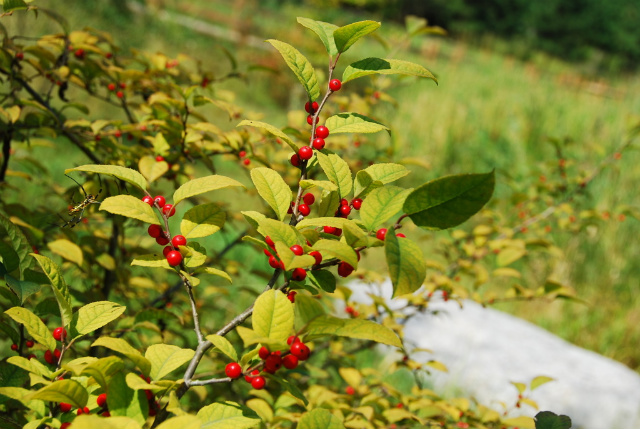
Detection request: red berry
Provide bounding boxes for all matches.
[265,236,275,248]
[263,248,272,257]
[97,393,107,408]
[323,226,336,234]
[44,350,55,364]
[172,235,186,247]
[61,424,71,429]
[282,354,299,369]
[243,158,251,166]
[53,327,67,341]
[15,52,24,60]
[305,101,319,114]
[303,193,315,205]
[148,224,162,238]
[166,250,182,266]
[340,205,351,217]
[376,228,388,241]
[239,150,247,158]
[251,376,266,390]
[290,154,300,167]
[163,246,172,257]
[290,245,304,256]
[153,195,166,206]
[345,306,355,314]
[155,155,164,162]
[142,195,154,206]
[287,336,300,345]
[106,52,113,59]
[156,236,169,246]
[119,82,126,89]
[60,402,72,413]
[26,340,34,348]
[312,137,325,150]
[264,354,282,372]
[162,204,176,217]
[259,346,270,360]
[298,146,313,160]
[315,126,329,139]
[74,49,85,59]
[291,268,307,282]
[11,344,18,351]
[338,262,354,278]
[346,386,355,395]
[116,91,124,98]
[396,233,406,238]
[54,349,61,360]
[310,251,322,265]
[329,79,342,91]
[306,115,313,125]
[102,411,111,417]
[287,291,297,302]
[245,369,260,383]
[298,204,311,216]
[225,362,242,379]
[268,256,280,269]
[352,198,363,210]
[290,342,310,360]
[107,83,116,91]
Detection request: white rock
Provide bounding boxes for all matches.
[348,280,640,429]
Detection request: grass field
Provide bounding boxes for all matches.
[9,0,640,370]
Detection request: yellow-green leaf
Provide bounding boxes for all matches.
[360,186,412,231]
[47,238,83,266]
[107,372,148,425]
[266,39,320,101]
[237,120,298,152]
[297,17,338,56]
[312,239,358,269]
[197,401,261,429]
[251,168,292,221]
[65,165,148,192]
[173,175,245,206]
[357,163,410,195]
[531,376,554,391]
[131,254,170,268]
[145,344,195,381]
[252,290,294,342]
[0,212,36,273]
[298,408,345,429]
[501,416,535,429]
[202,267,232,283]
[325,112,388,135]
[30,379,88,408]
[206,334,238,362]
[100,195,160,225]
[256,218,297,247]
[315,151,352,199]
[157,415,202,429]
[385,232,426,297]
[342,58,437,84]
[31,253,73,328]
[70,415,143,429]
[76,301,126,335]
[91,337,151,375]
[5,307,56,351]
[81,356,124,390]
[333,20,380,54]
[299,179,338,191]
[139,155,168,183]
[7,356,52,378]
[305,315,401,348]
[181,203,226,239]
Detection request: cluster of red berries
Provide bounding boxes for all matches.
[107,82,126,98]
[238,150,250,166]
[345,305,359,317]
[142,195,184,266]
[288,192,315,217]
[262,236,323,282]
[10,339,35,352]
[224,336,311,390]
[291,125,330,167]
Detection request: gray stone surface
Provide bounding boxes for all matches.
[348,280,640,429]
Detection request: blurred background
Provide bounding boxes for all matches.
[9,0,640,371]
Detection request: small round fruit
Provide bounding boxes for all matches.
[251,376,266,390]
[338,262,354,278]
[303,193,315,205]
[290,245,304,256]
[11,344,18,351]
[44,350,55,364]
[26,340,34,348]
[148,224,162,238]
[239,150,246,158]
[61,423,71,429]
[376,228,388,241]
[107,83,116,91]
[290,154,301,167]
[155,155,164,162]
[156,236,170,246]
[323,226,336,234]
[298,146,313,160]
[306,115,313,125]
[53,327,67,341]
[142,195,154,206]
[287,291,297,303]
[172,235,186,247]
[243,158,251,166]
[346,386,355,395]
[268,256,280,269]
[298,204,310,216]
[15,52,24,60]
[304,101,319,114]
[60,402,73,413]
[162,204,176,217]
[329,79,342,91]
[340,205,351,216]
[163,246,172,257]
[315,126,329,139]
[264,354,282,372]
[352,198,363,210]
[312,137,325,150]
[291,268,307,282]
[166,250,183,267]
[74,49,85,59]
[310,251,322,265]
[245,369,260,383]
[97,393,107,408]
[116,90,124,98]
[259,346,270,360]
[119,82,126,89]
[225,362,242,379]
[282,354,299,369]
[153,195,166,207]
[290,342,310,360]
[265,236,275,248]
[287,335,300,345]
[396,233,406,238]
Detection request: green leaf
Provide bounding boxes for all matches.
[353,171,382,199]
[69,415,143,429]
[205,335,238,362]
[91,337,151,375]
[252,290,294,343]
[157,415,202,429]
[131,254,170,268]
[7,356,52,378]
[5,307,56,351]
[325,112,388,135]
[305,315,402,348]
[385,232,426,297]
[342,222,370,248]
[0,386,46,416]
[65,165,148,192]
[1,0,28,13]
[139,156,168,183]
[107,372,148,425]
[315,151,352,198]
[307,270,336,293]
[241,210,266,229]
[80,356,124,390]
[182,243,207,268]
[342,57,437,83]
[237,120,298,152]
[269,374,309,406]
[297,17,338,56]
[152,132,171,154]
[403,171,495,230]
[47,239,83,266]
[0,212,35,274]
[100,195,160,225]
[256,218,297,247]
[316,190,340,218]
[251,168,292,221]
[360,186,412,231]
[298,408,346,429]
[266,39,320,101]
[296,217,352,230]
[181,203,226,239]
[173,175,245,206]
[312,239,358,269]
[202,267,232,283]
[274,242,316,271]
[333,20,381,54]
[76,301,126,335]
[299,179,338,191]
[0,321,20,344]
[4,274,40,304]
[534,411,572,429]
[197,401,261,429]
[531,376,555,391]
[31,253,73,327]
[145,344,195,381]
[358,163,410,192]
[31,379,88,408]
[294,294,327,331]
